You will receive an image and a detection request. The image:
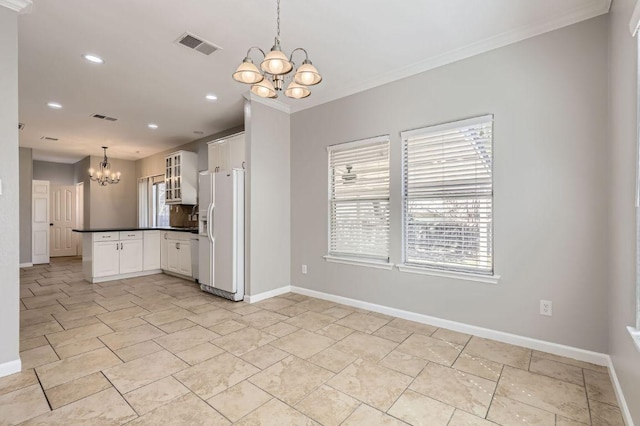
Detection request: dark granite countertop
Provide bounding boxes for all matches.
[73,227,199,234]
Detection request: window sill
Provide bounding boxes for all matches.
[627,326,640,353]
[397,264,500,284]
[324,255,395,270]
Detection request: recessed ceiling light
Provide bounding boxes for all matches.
[47,102,62,109]
[148,123,158,129]
[205,94,217,101]
[82,54,104,64]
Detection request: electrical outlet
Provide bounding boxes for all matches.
[540,300,553,316]
[302,264,308,274]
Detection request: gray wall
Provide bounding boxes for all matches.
[136,126,244,178]
[33,160,75,185]
[245,100,291,296]
[87,156,137,229]
[608,0,640,421]
[0,6,20,372]
[19,148,32,265]
[291,16,609,352]
[73,157,91,228]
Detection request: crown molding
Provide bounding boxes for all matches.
[289,0,612,114]
[0,0,33,13]
[245,92,291,114]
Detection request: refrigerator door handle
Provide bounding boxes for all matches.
[207,202,215,243]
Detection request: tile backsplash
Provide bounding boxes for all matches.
[169,204,198,228]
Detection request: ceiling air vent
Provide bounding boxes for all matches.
[18,123,25,130]
[40,136,59,141]
[175,32,221,55]
[92,113,118,121]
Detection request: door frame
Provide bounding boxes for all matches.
[32,180,50,265]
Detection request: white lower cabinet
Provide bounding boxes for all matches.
[83,230,194,283]
[160,231,193,278]
[161,233,168,270]
[86,231,144,280]
[167,240,180,272]
[120,239,144,274]
[93,241,120,278]
[166,239,192,277]
[143,231,161,271]
[178,242,192,276]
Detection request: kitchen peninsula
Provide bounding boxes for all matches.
[73,227,198,283]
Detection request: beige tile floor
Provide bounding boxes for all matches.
[0,256,625,425]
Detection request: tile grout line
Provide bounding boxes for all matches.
[99,371,141,421]
[32,368,53,412]
[583,368,594,425]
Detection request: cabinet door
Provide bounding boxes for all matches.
[218,141,229,171]
[208,141,230,172]
[167,240,180,273]
[208,143,221,172]
[144,231,161,271]
[178,242,192,277]
[160,233,168,270]
[165,156,173,202]
[120,240,143,274]
[228,134,245,170]
[93,241,120,277]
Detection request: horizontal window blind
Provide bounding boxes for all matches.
[328,136,390,261]
[402,115,493,275]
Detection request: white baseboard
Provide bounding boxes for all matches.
[19,263,33,268]
[290,285,610,367]
[90,269,164,284]
[607,357,635,426]
[245,285,292,304]
[243,284,632,423]
[0,358,21,378]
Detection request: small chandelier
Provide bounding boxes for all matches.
[232,0,322,99]
[88,146,121,186]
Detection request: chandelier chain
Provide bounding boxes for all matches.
[276,0,281,38]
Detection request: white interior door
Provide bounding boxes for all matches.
[32,180,50,265]
[50,184,76,257]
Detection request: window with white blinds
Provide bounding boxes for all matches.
[402,115,493,275]
[328,136,391,261]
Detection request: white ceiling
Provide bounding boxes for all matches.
[17,0,610,163]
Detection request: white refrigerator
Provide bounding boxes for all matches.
[198,170,245,301]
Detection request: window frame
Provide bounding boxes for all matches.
[152,181,169,227]
[398,115,499,283]
[324,135,393,268]
[138,174,166,228]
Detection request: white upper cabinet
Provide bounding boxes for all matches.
[165,150,198,204]
[208,133,245,172]
[228,133,245,170]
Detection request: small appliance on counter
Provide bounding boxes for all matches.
[198,170,245,301]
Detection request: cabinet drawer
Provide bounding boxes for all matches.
[119,231,143,240]
[92,232,119,242]
[164,231,192,242]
